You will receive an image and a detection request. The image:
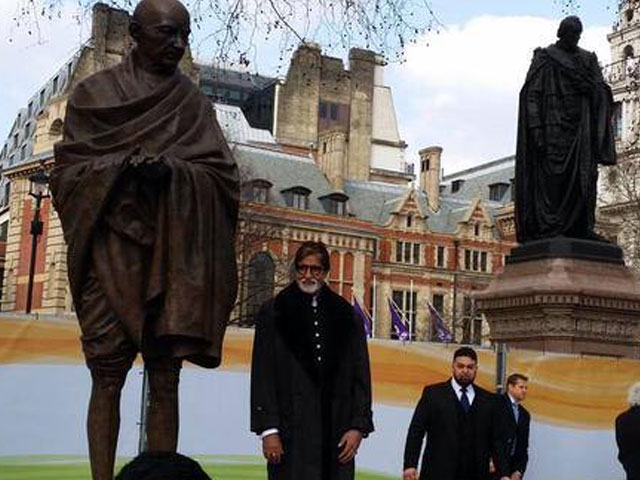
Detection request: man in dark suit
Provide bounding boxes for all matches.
[615,382,640,480]
[496,374,530,480]
[403,346,509,480]
[250,241,374,480]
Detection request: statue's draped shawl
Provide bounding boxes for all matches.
[515,44,616,243]
[52,54,239,368]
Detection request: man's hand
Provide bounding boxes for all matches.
[403,467,418,480]
[262,433,284,464]
[511,472,523,480]
[337,429,362,464]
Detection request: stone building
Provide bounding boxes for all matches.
[600,0,640,270]
[0,3,516,344]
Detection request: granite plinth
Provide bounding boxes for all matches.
[507,237,624,265]
[475,256,640,358]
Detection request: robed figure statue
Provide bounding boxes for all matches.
[515,16,616,243]
[50,1,239,479]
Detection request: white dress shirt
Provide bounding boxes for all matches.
[451,378,476,405]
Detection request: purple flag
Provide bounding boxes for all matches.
[353,297,372,338]
[388,298,410,342]
[428,301,453,343]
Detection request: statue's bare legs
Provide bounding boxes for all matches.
[87,370,127,480]
[146,358,182,451]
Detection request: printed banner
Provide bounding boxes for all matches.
[0,317,636,479]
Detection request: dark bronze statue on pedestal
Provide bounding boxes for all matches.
[513,16,621,263]
[515,16,616,244]
[51,1,239,478]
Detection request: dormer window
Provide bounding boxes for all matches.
[451,179,465,193]
[319,192,348,216]
[282,186,311,210]
[249,179,272,203]
[489,182,509,201]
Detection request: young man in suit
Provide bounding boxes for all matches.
[403,347,509,480]
[497,374,531,480]
[615,382,640,480]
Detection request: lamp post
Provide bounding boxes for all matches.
[26,167,50,314]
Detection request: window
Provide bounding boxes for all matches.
[320,193,348,216]
[52,76,59,93]
[20,145,26,161]
[24,122,30,137]
[391,289,417,340]
[330,103,339,120]
[292,192,308,210]
[39,89,45,107]
[421,158,430,172]
[13,133,18,148]
[395,241,421,265]
[464,249,489,272]
[474,223,480,236]
[282,186,311,210]
[252,185,268,203]
[1,183,10,208]
[246,252,275,326]
[406,214,413,228]
[436,246,445,268]
[489,182,509,201]
[27,101,33,117]
[328,199,346,215]
[431,293,445,340]
[451,179,465,193]
[613,102,623,139]
[319,102,328,118]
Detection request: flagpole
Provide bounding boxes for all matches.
[409,279,414,341]
[372,274,377,338]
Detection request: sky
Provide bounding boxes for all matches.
[0,0,620,175]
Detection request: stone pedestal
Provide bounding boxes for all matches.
[476,239,640,358]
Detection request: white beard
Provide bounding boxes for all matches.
[296,278,323,295]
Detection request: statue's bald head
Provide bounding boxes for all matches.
[132,0,189,26]
[129,0,191,75]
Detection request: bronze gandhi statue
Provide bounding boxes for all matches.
[51,1,239,478]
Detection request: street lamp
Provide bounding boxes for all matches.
[26,167,50,314]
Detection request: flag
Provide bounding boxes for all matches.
[353,297,372,338]
[388,298,410,342]
[427,301,453,343]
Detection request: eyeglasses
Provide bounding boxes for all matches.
[296,264,325,276]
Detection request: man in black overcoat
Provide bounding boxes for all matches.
[403,347,509,480]
[495,374,530,480]
[616,382,640,480]
[250,241,374,480]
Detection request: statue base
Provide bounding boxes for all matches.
[507,237,624,265]
[475,251,640,358]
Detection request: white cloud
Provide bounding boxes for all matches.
[387,15,611,175]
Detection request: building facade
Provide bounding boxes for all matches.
[600,0,640,270]
[0,4,516,345]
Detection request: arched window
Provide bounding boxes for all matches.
[246,252,275,325]
[624,45,635,59]
[49,118,64,137]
